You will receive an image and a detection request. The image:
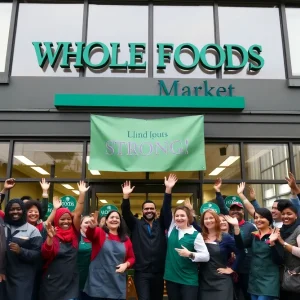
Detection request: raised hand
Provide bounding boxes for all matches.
[88,212,98,229]
[46,222,56,238]
[213,178,222,192]
[122,181,135,197]
[269,228,280,243]
[237,182,246,195]
[40,178,50,192]
[77,181,90,194]
[3,178,15,191]
[53,196,62,210]
[224,215,239,227]
[285,172,299,194]
[184,198,193,211]
[249,186,256,201]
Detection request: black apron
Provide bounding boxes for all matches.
[198,243,234,300]
[40,242,79,300]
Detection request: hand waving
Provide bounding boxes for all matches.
[53,196,62,210]
[164,174,178,189]
[40,178,50,192]
[46,222,56,238]
[249,186,256,200]
[88,212,98,229]
[3,178,15,191]
[213,178,222,192]
[122,181,135,196]
[224,215,239,227]
[77,181,90,194]
[237,182,246,195]
[285,172,299,193]
[269,228,279,243]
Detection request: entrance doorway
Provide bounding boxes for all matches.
[88,182,201,217]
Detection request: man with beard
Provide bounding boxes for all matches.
[214,179,256,300]
[121,174,177,300]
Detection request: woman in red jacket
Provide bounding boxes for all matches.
[84,210,135,300]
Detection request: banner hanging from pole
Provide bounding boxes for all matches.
[89,115,206,172]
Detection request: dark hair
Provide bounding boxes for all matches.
[103,210,128,242]
[174,206,194,225]
[254,208,273,227]
[277,200,298,214]
[4,199,27,226]
[21,196,32,201]
[142,200,156,210]
[24,200,43,220]
[274,199,290,204]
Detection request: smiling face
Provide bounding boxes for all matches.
[106,212,120,231]
[281,208,297,226]
[219,215,229,233]
[229,206,244,221]
[254,213,270,230]
[142,203,156,222]
[27,205,40,225]
[203,211,216,230]
[271,202,282,221]
[174,209,188,229]
[80,216,90,233]
[9,203,23,221]
[58,213,72,230]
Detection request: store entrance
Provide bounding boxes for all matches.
[89,182,201,217]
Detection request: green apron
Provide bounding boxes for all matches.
[77,234,92,290]
[248,234,280,297]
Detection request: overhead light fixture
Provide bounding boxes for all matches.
[15,155,36,166]
[86,156,90,164]
[72,190,80,195]
[61,184,75,190]
[90,170,101,175]
[220,156,240,167]
[31,167,49,175]
[100,199,108,203]
[176,200,184,204]
[209,167,225,176]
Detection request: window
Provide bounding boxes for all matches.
[203,183,237,204]
[245,144,289,180]
[12,3,84,77]
[0,143,9,178]
[9,182,43,201]
[0,3,12,72]
[153,6,216,79]
[12,142,83,179]
[293,145,300,179]
[286,8,300,76]
[219,7,285,79]
[204,144,241,180]
[150,171,199,180]
[86,5,148,78]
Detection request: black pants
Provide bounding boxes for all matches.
[280,289,300,300]
[134,271,164,300]
[235,273,250,300]
[166,280,198,300]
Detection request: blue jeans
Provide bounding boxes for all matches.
[250,295,276,300]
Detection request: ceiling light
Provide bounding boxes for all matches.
[15,155,36,166]
[61,184,75,190]
[86,156,90,164]
[177,200,184,204]
[209,167,225,176]
[31,167,49,175]
[100,199,108,203]
[220,156,240,167]
[72,190,80,195]
[90,170,101,175]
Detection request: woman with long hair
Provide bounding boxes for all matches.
[164,206,209,300]
[84,210,135,300]
[198,209,242,300]
[40,181,89,300]
[227,207,283,300]
[78,216,92,300]
[4,199,43,300]
[272,200,300,300]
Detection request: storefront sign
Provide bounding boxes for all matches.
[89,115,206,172]
[224,196,243,208]
[33,42,264,72]
[99,204,119,217]
[61,195,77,212]
[200,202,220,215]
[45,203,53,218]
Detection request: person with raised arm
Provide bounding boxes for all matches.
[121,174,177,300]
[214,179,256,300]
[39,181,89,300]
[0,179,16,219]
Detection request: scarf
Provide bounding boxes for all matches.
[4,199,27,227]
[280,218,300,240]
[239,219,245,226]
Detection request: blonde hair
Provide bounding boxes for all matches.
[200,209,222,241]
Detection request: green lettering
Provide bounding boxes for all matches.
[193,86,202,96]
[216,87,226,96]
[224,44,248,70]
[110,43,128,69]
[60,42,85,68]
[228,84,235,96]
[248,44,264,71]
[156,43,174,70]
[83,42,110,69]
[181,86,191,96]
[200,44,226,70]
[32,42,64,68]
[174,43,200,70]
[128,43,146,69]
[159,80,179,96]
